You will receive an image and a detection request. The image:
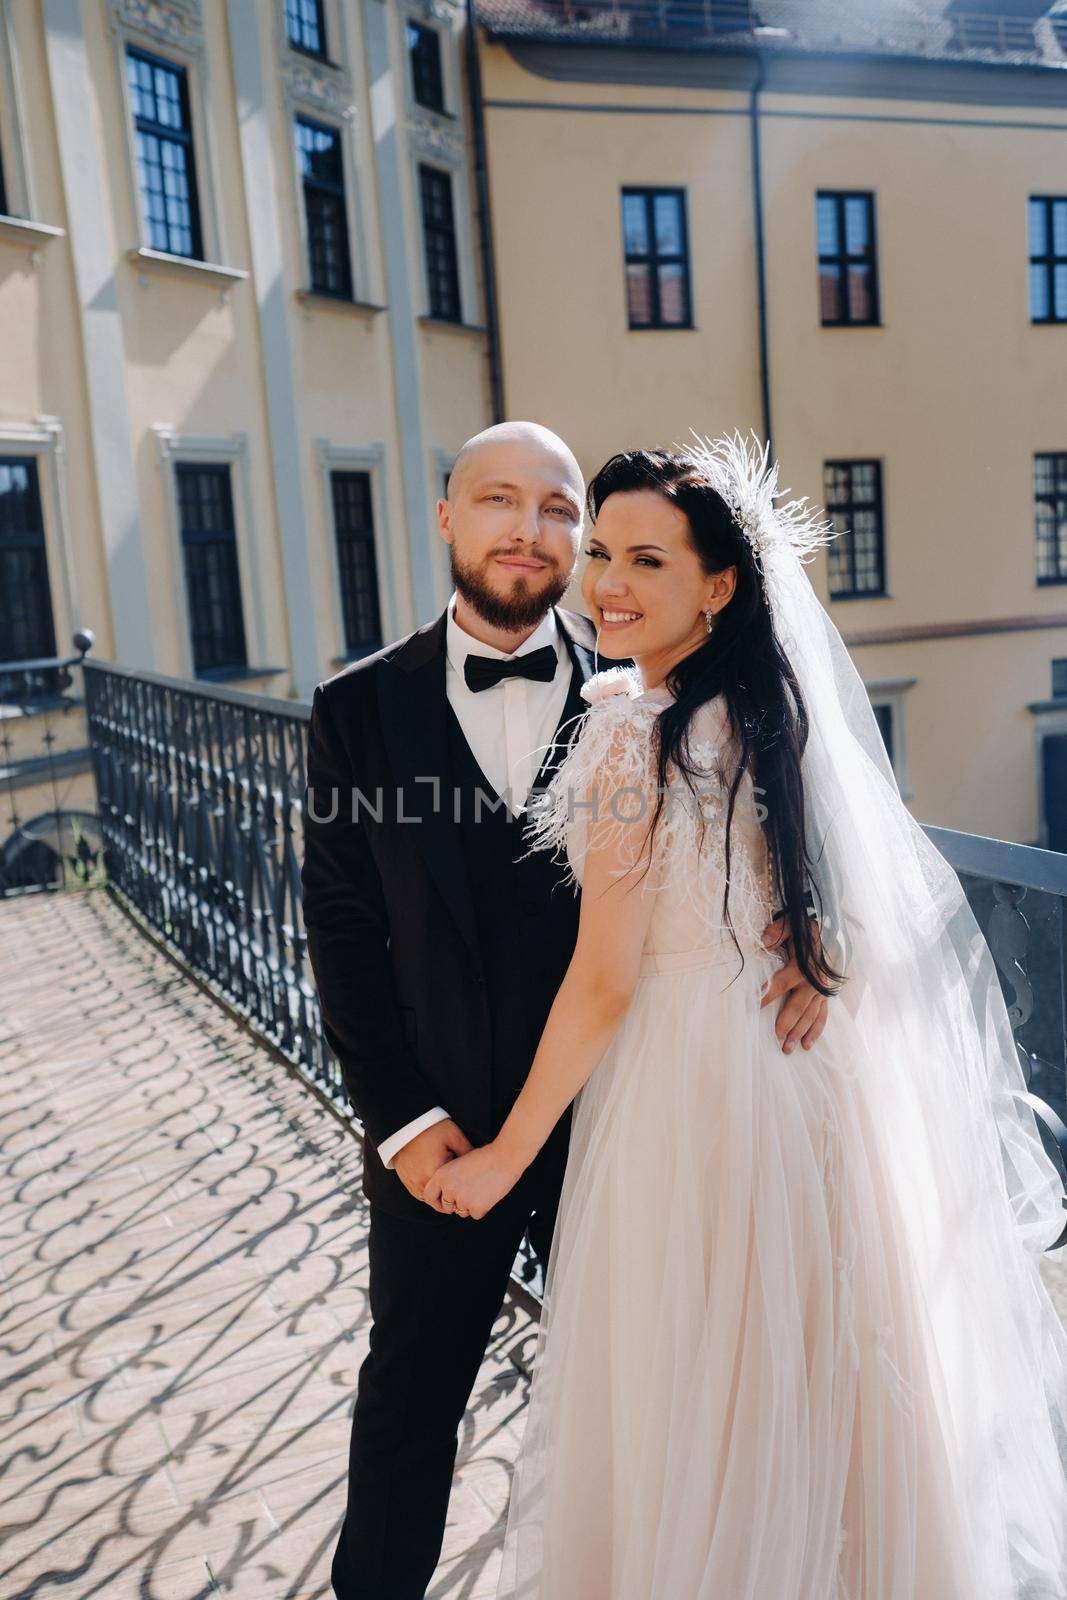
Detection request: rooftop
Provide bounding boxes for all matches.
[475,0,1067,70]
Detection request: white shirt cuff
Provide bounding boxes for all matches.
[377,1106,451,1170]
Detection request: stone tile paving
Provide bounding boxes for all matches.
[1,889,1064,1600]
[0,890,536,1600]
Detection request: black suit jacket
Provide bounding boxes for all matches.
[301,604,606,1217]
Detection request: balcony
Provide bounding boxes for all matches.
[1,643,1065,1595]
[475,0,1067,69]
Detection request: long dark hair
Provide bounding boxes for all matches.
[587,448,845,998]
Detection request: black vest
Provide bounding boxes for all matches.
[444,657,589,1126]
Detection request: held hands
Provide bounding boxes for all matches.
[422,1142,524,1221]
[392,1119,473,1204]
[759,914,829,1054]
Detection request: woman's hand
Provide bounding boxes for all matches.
[423,1142,524,1220]
[759,914,830,1053]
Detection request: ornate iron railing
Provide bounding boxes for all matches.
[82,659,335,1103]
[0,631,105,896]
[477,0,1067,66]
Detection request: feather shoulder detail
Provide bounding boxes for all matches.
[521,671,662,883]
[522,675,777,955]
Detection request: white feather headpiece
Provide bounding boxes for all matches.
[673,428,839,572]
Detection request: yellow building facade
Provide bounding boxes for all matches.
[474,2,1067,847]
[0,0,493,878]
[4,0,1067,874]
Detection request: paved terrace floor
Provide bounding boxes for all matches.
[2,890,1066,1600]
[0,890,536,1600]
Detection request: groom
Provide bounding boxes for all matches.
[301,421,829,1600]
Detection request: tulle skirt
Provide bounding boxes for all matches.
[496,943,1067,1600]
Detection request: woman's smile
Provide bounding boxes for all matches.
[596,606,644,631]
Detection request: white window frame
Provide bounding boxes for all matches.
[316,440,399,658]
[276,0,339,64]
[0,418,78,660]
[278,0,375,305]
[412,154,478,327]
[108,0,233,271]
[403,3,478,327]
[153,428,269,679]
[401,5,460,120]
[866,676,916,801]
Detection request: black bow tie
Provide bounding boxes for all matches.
[463,644,559,693]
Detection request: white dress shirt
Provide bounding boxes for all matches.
[377,593,574,1171]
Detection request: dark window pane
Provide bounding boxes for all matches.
[819,266,842,324]
[816,195,839,256]
[1054,199,1067,257]
[622,192,649,256]
[1031,262,1050,320]
[626,263,653,325]
[296,116,352,298]
[175,463,247,674]
[653,192,683,255]
[331,471,382,653]
[296,117,343,185]
[843,196,871,255]
[1029,198,1047,257]
[126,46,201,260]
[407,21,445,113]
[285,0,326,56]
[0,458,56,663]
[826,466,850,500]
[1056,264,1067,321]
[306,190,350,297]
[1035,453,1067,583]
[846,264,873,321]
[419,164,461,321]
[658,262,687,324]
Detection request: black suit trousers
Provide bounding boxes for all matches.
[330,1156,561,1600]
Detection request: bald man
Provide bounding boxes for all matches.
[301,422,827,1599]
[301,421,599,1599]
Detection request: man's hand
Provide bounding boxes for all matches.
[423,1142,524,1220]
[759,915,829,1054]
[392,1119,473,1204]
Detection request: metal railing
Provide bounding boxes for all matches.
[82,658,334,1104]
[476,0,1067,65]
[0,631,104,896]
[928,824,1067,1247]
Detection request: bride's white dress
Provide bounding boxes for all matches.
[497,678,1067,1600]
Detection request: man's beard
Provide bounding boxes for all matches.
[449,545,571,630]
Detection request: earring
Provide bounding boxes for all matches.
[703,609,715,634]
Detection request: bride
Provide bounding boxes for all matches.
[424,434,1067,1598]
